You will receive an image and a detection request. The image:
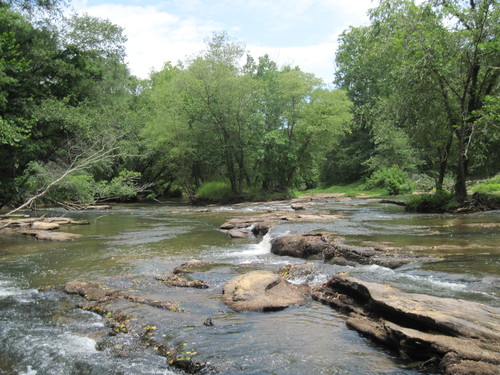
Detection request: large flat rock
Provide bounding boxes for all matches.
[312,273,500,374]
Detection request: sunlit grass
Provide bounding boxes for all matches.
[471,175,500,196]
[303,182,388,197]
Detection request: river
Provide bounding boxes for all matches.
[0,198,498,374]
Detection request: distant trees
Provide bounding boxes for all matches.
[140,34,352,200]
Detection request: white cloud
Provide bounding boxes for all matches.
[247,42,337,83]
[69,1,373,81]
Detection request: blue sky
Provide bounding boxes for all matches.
[71,0,374,82]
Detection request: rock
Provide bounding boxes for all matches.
[21,230,83,241]
[323,243,377,265]
[277,263,318,281]
[64,281,119,301]
[85,205,112,210]
[156,275,209,289]
[222,270,310,312]
[220,211,342,231]
[173,259,214,274]
[291,204,306,210]
[271,232,340,259]
[251,221,276,236]
[31,221,60,230]
[312,273,500,374]
[226,228,249,238]
[271,232,431,268]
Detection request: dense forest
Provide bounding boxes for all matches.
[1,0,498,211]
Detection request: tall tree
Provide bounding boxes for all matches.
[335,0,499,200]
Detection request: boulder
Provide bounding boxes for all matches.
[222,270,309,312]
[271,232,432,268]
[271,232,339,259]
[312,274,500,374]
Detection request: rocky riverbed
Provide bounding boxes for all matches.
[2,197,499,374]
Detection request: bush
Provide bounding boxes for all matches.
[405,191,458,213]
[195,181,234,202]
[365,165,413,195]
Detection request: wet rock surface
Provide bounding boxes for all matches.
[219,211,342,232]
[222,270,310,312]
[312,273,500,375]
[271,232,433,268]
[271,232,340,259]
[63,272,217,373]
[1,216,89,241]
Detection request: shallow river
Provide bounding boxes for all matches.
[0,198,499,374]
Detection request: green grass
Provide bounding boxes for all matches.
[471,175,500,195]
[304,182,388,197]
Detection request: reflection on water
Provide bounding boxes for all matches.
[0,200,498,374]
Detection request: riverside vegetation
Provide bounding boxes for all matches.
[0,0,498,214]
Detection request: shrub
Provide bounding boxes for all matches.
[365,165,413,195]
[405,191,458,213]
[195,181,234,201]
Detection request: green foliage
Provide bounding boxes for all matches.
[335,0,500,201]
[195,181,234,202]
[365,165,413,195]
[471,175,500,194]
[95,169,141,202]
[405,191,458,213]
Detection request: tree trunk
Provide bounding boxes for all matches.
[454,126,469,202]
[436,135,453,192]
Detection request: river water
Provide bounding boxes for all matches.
[0,198,498,374]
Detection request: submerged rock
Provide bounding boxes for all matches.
[222,270,310,312]
[312,273,500,374]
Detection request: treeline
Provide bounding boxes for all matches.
[0,0,498,210]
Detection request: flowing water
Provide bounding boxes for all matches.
[0,198,498,374]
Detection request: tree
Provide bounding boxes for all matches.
[0,3,136,208]
[335,0,499,200]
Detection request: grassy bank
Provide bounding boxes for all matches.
[303,182,387,198]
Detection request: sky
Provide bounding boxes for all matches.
[70,0,375,83]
